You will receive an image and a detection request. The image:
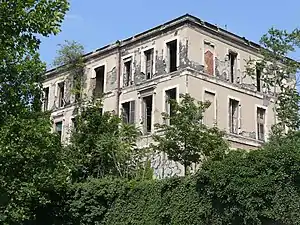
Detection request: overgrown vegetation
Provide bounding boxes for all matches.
[52,41,153,182]
[65,101,151,182]
[0,1,69,224]
[153,93,228,175]
[63,132,300,224]
[53,40,85,104]
[1,1,300,224]
[246,28,300,134]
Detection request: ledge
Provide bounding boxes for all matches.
[185,68,271,99]
[50,104,75,114]
[226,133,264,148]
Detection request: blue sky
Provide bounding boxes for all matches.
[40,0,300,68]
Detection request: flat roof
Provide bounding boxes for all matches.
[46,13,262,76]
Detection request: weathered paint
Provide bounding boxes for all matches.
[43,15,283,176]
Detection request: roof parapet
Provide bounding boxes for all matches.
[46,13,264,77]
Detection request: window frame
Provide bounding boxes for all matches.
[256,63,262,92]
[163,85,179,125]
[57,81,65,108]
[255,105,267,141]
[43,86,50,111]
[228,50,238,83]
[203,40,215,76]
[202,88,217,126]
[141,94,153,134]
[164,37,179,73]
[228,96,241,135]
[122,54,134,87]
[121,100,136,124]
[54,120,63,141]
[142,45,156,80]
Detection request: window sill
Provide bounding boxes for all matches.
[227,133,264,147]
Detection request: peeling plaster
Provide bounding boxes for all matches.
[134,67,144,84]
[64,78,72,106]
[263,95,271,107]
[155,49,165,75]
[215,57,229,81]
[178,39,187,68]
[240,131,257,139]
[133,50,142,84]
[106,67,117,91]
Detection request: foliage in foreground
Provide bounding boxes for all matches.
[62,131,300,225]
[0,114,68,224]
[198,131,300,225]
[246,27,300,134]
[0,0,69,125]
[65,101,152,182]
[153,93,228,175]
[0,1,69,224]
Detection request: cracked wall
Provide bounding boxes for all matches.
[119,27,188,85]
[43,22,277,151]
[185,26,275,142]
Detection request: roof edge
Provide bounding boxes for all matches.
[45,13,294,77]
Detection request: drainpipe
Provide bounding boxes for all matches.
[116,40,121,116]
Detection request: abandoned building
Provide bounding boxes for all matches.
[43,14,277,176]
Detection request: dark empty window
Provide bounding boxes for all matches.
[143,95,153,133]
[229,99,239,134]
[122,101,135,124]
[257,107,266,141]
[55,121,63,140]
[43,87,49,111]
[145,49,154,79]
[124,60,132,87]
[229,51,237,83]
[167,40,177,73]
[95,65,105,97]
[71,118,77,131]
[58,82,65,108]
[165,88,177,125]
[256,66,262,92]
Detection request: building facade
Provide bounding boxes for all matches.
[43,14,276,159]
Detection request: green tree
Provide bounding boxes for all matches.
[66,100,149,181]
[246,28,300,134]
[0,113,69,224]
[197,131,300,225]
[0,1,69,223]
[51,40,152,182]
[53,40,85,103]
[153,93,228,175]
[0,0,69,124]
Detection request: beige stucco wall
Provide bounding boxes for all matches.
[43,20,277,150]
[186,26,263,89]
[188,73,274,146]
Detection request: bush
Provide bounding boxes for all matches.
[67,177,210,225]
[196,131,300,225]
[65,132,300,225]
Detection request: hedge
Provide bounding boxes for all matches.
[67,177,211,225]
[32,132,300,225]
